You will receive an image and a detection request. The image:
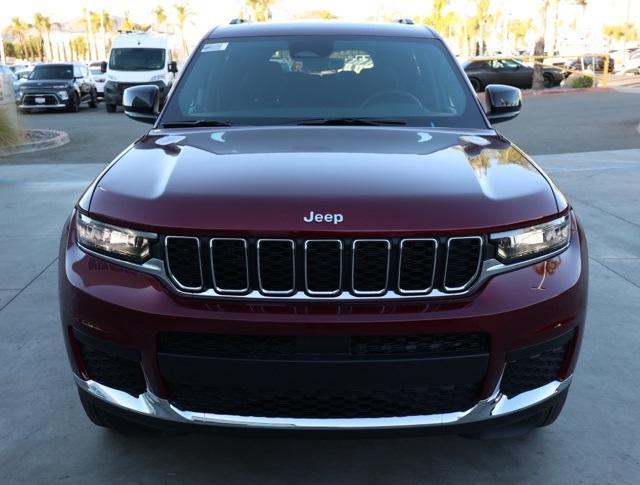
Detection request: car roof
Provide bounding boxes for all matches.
[208,21,436,39]
[34,62,82,67]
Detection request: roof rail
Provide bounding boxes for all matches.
[395,18,415,25]
[229,18,249,25]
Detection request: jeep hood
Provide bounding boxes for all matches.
[87,126,560,234]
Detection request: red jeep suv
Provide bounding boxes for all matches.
[59,21,588,438]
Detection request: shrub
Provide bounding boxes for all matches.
[565,73,595,89]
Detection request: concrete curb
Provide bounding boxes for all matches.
[0,129,70,157]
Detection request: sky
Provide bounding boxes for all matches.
[2,0,638,23]
[1,0,638,42]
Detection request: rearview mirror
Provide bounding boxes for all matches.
[123,85,160,124]
[484,84,522,124]
[100,61,107,73]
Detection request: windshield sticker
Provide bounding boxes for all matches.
[201,42,229,53]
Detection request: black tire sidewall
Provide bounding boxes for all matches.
[68,93,80,112]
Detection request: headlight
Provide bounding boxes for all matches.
[491,215,571,264]
[150,74,165,82]
[57,90,68,100]
[52,84,67,89]
[76,214,156,263]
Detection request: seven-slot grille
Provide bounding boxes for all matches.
[163,236,484,298]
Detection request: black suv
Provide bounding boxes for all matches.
[16,62,98,113]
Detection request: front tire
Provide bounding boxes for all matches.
[543,73,554,89]
[469,77,482,93]
[67,93,80,113]
[88,89,98,108]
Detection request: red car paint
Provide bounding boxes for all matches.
[59,21,588,435]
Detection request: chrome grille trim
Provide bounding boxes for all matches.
[443,236,484,292]
[80,239,570,301]
[397,238,438,295]
[257,239,296,296]
[304,240,343,296]
[164,236,204,291]
[210,238,250,294]
[351,239,391,296]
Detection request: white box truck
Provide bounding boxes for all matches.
[102,32,177,113]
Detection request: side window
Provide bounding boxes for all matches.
[83,66,90,77]
[73,65,82,78]
[490,60,519,70]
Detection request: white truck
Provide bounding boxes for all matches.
[102,32,177,113]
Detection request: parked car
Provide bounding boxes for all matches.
[618,50,640,75]
[16,62,98,113]
[564,55,614,73]
[103,32,177,112]
[60,20,587,438]
[0,64,17,104]
[88,62,106,98]
[462,58,564,92]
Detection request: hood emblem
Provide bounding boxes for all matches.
[303,211,343,224]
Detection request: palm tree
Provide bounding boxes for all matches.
[82,8,94,60]
[122,11,135,31]
[101,11,113,57]
[174,3,192,58]
[34,13,53,61]
[9,17,32,61]
[89,11,103,60]
[153,6,168,32]
[508,18,532,52]
[532,0,550,91]
[246,0,273,22]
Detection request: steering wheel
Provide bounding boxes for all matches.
[361,90,424,109]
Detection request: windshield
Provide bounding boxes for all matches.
[109,48,165,71]
[29,65,73,80]
[161,35,486,128]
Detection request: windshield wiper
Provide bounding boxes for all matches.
[296,117,407,126]
[162,120,233,128]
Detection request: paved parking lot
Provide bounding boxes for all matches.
[1,92,640,484]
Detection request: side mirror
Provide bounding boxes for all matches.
[168,61,178,74]
[484,84,522,124]
[123,85,160,124]
[100,61,107,73]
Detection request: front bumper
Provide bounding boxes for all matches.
[59,212,588,432]
[104,80,166,106]
[18,91,70,109]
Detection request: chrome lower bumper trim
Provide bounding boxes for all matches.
[75,375,572,430]
[19,103,67,109]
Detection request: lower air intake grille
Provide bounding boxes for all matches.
[78,342,146,396]
[501,340,571,397]
[158,332,489,358]
[350,333,489,356]
[168,383,481,418]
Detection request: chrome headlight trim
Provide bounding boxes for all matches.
[490,214,571,264]
[76,214,157,264]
